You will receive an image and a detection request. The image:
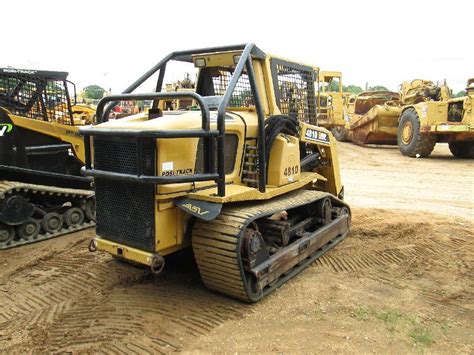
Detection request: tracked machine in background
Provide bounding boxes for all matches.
[0,68,95,249]
[82,44,350,302]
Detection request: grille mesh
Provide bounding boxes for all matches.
[211,69,254,107]
[96,179,155,251]
[0,72,71,123]
[94,138,155,175]
[94,137,156,251]
[271,60,317,123]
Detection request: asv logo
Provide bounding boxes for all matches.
[0,123,13,136]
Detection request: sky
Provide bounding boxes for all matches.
[2,0,472,93]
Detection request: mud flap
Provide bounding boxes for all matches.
[174,197,222,221]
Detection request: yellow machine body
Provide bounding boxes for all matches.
[6,111,86,162]
[344,91,401,145]
[316,71,349,128]
[85,44,350,302]
[402,93,474,138]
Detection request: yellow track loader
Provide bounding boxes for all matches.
[82,44,351,302]
[0,68,95,249]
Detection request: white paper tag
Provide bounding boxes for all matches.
[162,161,174,171]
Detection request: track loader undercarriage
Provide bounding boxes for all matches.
[0,181,95,249]
[193,190,350,302]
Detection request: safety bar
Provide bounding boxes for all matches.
[80,91,222,192]
[215,43,266,195]
[95,92,210,125]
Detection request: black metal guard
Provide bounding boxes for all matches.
[81,91,219,186]
[81,43,268,197]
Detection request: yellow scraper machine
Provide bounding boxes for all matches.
[81,44,351,302]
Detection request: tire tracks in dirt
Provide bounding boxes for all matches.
[312,214,472,315]
[0,240,248,353]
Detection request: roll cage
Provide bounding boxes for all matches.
[81,43,268,197]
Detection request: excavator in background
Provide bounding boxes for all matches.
[0,68,96,249]
[82,43,351,302]
[321,77,474,158]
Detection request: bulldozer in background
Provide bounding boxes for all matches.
[160,73,197,111]
[0,68,96,249]
[82,43,351,302]
[319,77,474,158]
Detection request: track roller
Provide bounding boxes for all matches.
[64,207,85,227]
[41,213,64,234]
[0,224,15,244]
[17,218,41,240]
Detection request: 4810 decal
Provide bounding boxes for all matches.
[283,165,299,176]
[304,127,329,143]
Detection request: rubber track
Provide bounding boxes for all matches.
[192,189,349,302]
[0,180,95,249]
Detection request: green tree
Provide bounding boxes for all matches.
[83,85,106,99]
[453,90,466,98]
[343,85,363,94]
[328,80,340,92]
[367,85,389,91]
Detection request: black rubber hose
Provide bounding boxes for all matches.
[263,115,299,177]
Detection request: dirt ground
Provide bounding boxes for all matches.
[0,142,472,354]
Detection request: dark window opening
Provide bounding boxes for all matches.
[195,134,238,175]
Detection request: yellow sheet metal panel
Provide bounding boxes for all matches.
[187,172,325,203]
[267,135,301,186]
[157,137,199,178]
[414,102,448,126]
[95,238,154,265]
[9,114,85,162]
[155,206,178,251]
[299,123,342,196]
[433,124,474,133]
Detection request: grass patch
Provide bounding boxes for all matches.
[375,309,402,332]
[352,306,370,321]
[314,308,327,321]
[409,326,434,346]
